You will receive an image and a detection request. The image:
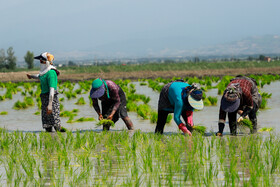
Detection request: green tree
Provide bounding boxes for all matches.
[0,49,6,69]
[24,51,34,69]
[6,47,17,70]
[259,55,265,61]
[247,56,254,61]
[68,60,77,66]
[194,57,200,62]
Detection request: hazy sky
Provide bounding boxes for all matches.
[1,0,280,61]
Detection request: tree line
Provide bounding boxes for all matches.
[0,47,34,70]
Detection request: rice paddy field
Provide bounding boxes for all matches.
[1,74,280,186]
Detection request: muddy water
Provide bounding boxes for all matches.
[0,81,279,134]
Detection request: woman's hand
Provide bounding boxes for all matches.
[98,114,103,120]
[26,74,32,79]
[46,105,52,115]
[107,114,113,120]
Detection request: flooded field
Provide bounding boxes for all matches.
[0,78,280,186]
[0,80,279,134]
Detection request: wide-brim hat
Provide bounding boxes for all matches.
[188,89,204,110]
[221,96,240,113]
[34,52,54,63]
[90,79,105,98]
[34,53,47,61]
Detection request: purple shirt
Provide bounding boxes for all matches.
[91,80,121,113]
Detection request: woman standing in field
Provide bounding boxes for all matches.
[90,78,134,131]
[155,80,204,135]
[26,52,65,132]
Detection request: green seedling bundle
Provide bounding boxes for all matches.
[192,125,207,134]
[238,118,253,130]
[96,119,115,127]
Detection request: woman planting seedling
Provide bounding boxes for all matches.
[26,52,65,132]
[216,75,261,136]
[155,80,204,136]
[90,78,134,131]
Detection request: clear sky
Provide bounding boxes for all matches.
[1,0,280,61]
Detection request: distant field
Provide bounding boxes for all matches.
[60,60,280,74]
[1,61,280,82]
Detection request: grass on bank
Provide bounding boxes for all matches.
[60,60,280,74]
[4,60,280,74]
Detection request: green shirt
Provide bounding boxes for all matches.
[39,69,58,94]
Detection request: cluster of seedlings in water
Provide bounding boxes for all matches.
[0,74,278,128]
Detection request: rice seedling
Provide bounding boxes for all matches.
[0,111,8,115]
[140,82,147,86]
[13,100,28,110]
[192,125,207,134]
[60,103,64,111]
[75,97,86,105]
[150,110,158,123]
[75,88,83,95]
[24,96,34,106]
[96,119,115,127]
[72,109,79,113]
[75,117,95,122]
[216,75,234,95]
[261,92,272,99]
[60,126,68,132]
[4,90,13,99]
[237,118,253,130]
[126,101,138,112]
[136,104,151,119]
[34,111,40,115]
[206,96,218,106]
[166,114,172,123]
[258,127,274,132]
[147,79,164,92]
[260,98,267,109]
[0,95,5,101]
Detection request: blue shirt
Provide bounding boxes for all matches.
[167,82,192,126]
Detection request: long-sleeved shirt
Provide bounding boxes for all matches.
[219,77,259,123]
[159,81,193,126]
[91,80,121,114]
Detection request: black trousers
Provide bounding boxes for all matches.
[155,110,192,134]
[219,102,258,135]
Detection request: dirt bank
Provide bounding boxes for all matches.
[1,67,280,82]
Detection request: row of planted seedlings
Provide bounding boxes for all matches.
[1,128,280,185]
[1,74,277,124]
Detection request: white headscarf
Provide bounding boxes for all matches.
[39,52,56,76]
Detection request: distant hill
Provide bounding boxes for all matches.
[17,35,280,64]
[55,35,280,60]
[191,35,280,56]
